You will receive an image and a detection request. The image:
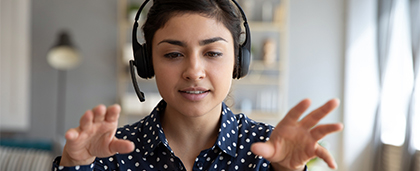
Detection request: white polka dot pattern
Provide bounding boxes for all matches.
[51,100,308,171]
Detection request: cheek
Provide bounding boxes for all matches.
[223,53,236,77]
[154,67,176,101]
[211,56,235,88]
[153,58,174,91]
[152,55,174,78]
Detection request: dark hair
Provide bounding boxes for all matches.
[142,0,242,76]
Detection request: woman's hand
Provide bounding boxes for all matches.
[251,99,343,171]
[59,104,135,166]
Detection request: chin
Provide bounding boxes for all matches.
[181,103,212,116]
[170,100,222,118]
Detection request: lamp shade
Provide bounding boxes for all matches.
[47,31,80,70]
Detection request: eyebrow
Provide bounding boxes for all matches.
[199,37,227,46]
[157,39,185,47]
[157,37,227,47]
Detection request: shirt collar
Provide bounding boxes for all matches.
[141,100,239,157]
[140,100,171,156]
[215,102,239,157]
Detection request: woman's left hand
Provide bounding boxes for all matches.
[251,98,343,171]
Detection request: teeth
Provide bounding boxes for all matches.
[185,91,206,94]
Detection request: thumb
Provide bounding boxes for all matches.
[251,141,276,161]
[109,138,135,154]
[65,128,80,141]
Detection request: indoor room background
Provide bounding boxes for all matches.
[1,0,419,171]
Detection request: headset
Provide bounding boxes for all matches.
[130,0,251,102]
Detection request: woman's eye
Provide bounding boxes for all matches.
[164,52,183,59]
[205,52,222,58]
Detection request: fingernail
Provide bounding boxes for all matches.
[333,161,338,170]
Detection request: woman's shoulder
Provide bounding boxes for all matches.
[234,113,274,141]
[115,101,165,139]
[114,113,155,140]
[222,103,274,141]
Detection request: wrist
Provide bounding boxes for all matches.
[59,149,95,166]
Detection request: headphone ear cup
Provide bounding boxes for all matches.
[240,46,251,78]
[234,46,251,79]
[134,44,154,79]
[142,44,154,78]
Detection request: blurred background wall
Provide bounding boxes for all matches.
[29,0,119,139]
[288,0,345,169]
[1,0,370,170]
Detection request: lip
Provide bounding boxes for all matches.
[179,87,210,101]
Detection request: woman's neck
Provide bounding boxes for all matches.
[160,102,222,160]
[161,102,221,145]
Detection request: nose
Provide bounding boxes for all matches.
[182,54,206,81]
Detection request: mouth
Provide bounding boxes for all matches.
[178,88,210,101]
[180,90,210,94]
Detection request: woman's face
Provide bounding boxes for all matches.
[152,13,235,118]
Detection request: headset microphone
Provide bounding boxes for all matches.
[129,60,145,102]
[129,0,149,103]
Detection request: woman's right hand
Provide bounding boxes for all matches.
[59,104,135,166]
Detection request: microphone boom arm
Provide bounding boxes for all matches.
[129,60,146,102]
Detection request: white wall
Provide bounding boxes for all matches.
[343,0,379,171]
[288,1,382,171]
[288,0,346,170]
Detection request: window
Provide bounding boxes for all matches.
[379,0,413,147]
[413,79,420,150]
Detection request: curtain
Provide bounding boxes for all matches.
[374,0,420,170]
[406,0,420,170]
[372,0,395,170]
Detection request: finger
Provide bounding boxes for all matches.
[79,110,94,131]
[315,145,337,169]
[105,104,121,122]
[250,142,276,161]
[299,99,340,129]
[109,138,135,154]
[310,123,343,141]
[65,128,80,141]
[92,104,106,123]
[283,98,311,123]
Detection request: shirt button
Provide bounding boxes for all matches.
[197,162,203,167]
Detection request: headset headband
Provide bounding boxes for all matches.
[132,0,251,55]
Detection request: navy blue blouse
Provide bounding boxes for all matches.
[52,100,307,171]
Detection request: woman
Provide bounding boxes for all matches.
[52,0,343,170]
